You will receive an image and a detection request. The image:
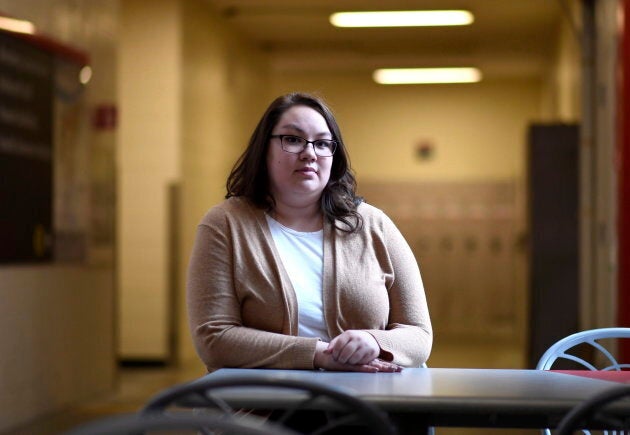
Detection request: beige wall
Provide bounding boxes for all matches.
[0,0,118,431]
[117,0,182,360]
[542,0,582,122]
[0,268,115,431]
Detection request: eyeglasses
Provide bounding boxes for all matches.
[271,135,337,157]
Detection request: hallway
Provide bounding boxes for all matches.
[3,0,629,432]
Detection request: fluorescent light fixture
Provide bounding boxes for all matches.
[373,68,482,85]
[330,10,473,28]
[0,16,36,34]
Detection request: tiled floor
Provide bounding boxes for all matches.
[4,340,539,435]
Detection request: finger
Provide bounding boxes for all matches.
[349,364,379,373]
[328,335,351,361]
[369,360,403,372]
[326,335,340,355]
[347,348,372,365]
[336,341,360,364]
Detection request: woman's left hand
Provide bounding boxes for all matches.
[326,330,380,365]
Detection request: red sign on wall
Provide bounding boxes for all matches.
[93,104,117,130]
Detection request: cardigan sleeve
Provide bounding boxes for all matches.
[186,205,319,372]
[364,211,433,367]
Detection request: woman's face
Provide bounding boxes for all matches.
[267,105,333,205]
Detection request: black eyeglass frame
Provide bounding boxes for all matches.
[270,134,338,157]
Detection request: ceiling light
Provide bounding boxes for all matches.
[330,10,473,28]
[0,16,36,34]
[373,68,482,85]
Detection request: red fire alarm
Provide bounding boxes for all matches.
[93,104,117,130]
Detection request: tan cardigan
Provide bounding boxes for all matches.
[187,197,432,372]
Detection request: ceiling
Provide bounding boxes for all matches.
[204,0,566,80]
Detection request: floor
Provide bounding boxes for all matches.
[4,339,540,435]
[2,360,206,435]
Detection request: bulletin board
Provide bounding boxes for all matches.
[0,30,54,263]
[0,27,89,263]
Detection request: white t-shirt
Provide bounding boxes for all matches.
[265,214,330,342]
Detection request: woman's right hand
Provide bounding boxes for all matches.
[313,341,402,372]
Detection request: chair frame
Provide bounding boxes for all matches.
[536,328,630,435]
[140,374,397,435]
[64,411,298,435]
[536,327,630,371]
[555,385,630,435]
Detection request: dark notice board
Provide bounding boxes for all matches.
[0,30,54,263]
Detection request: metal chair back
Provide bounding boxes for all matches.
[140,374,397,435]
[536,328,630,371]
[64,411,296,435]
[536,327,630,435]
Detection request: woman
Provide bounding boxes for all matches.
[187,92,432,373]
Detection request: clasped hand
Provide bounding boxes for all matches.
[314,330,402,373]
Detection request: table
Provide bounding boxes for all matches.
[202,368,628,433]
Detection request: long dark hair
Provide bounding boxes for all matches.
[226,92,363,233]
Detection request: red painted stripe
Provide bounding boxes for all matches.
[618,0,630,361]
[0,12,89,65]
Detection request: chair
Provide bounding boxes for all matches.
[140,374,397,435]
[536,328,630,371]
[555,385,630,435]
[536,328,630,435]
[64,411,297,435]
